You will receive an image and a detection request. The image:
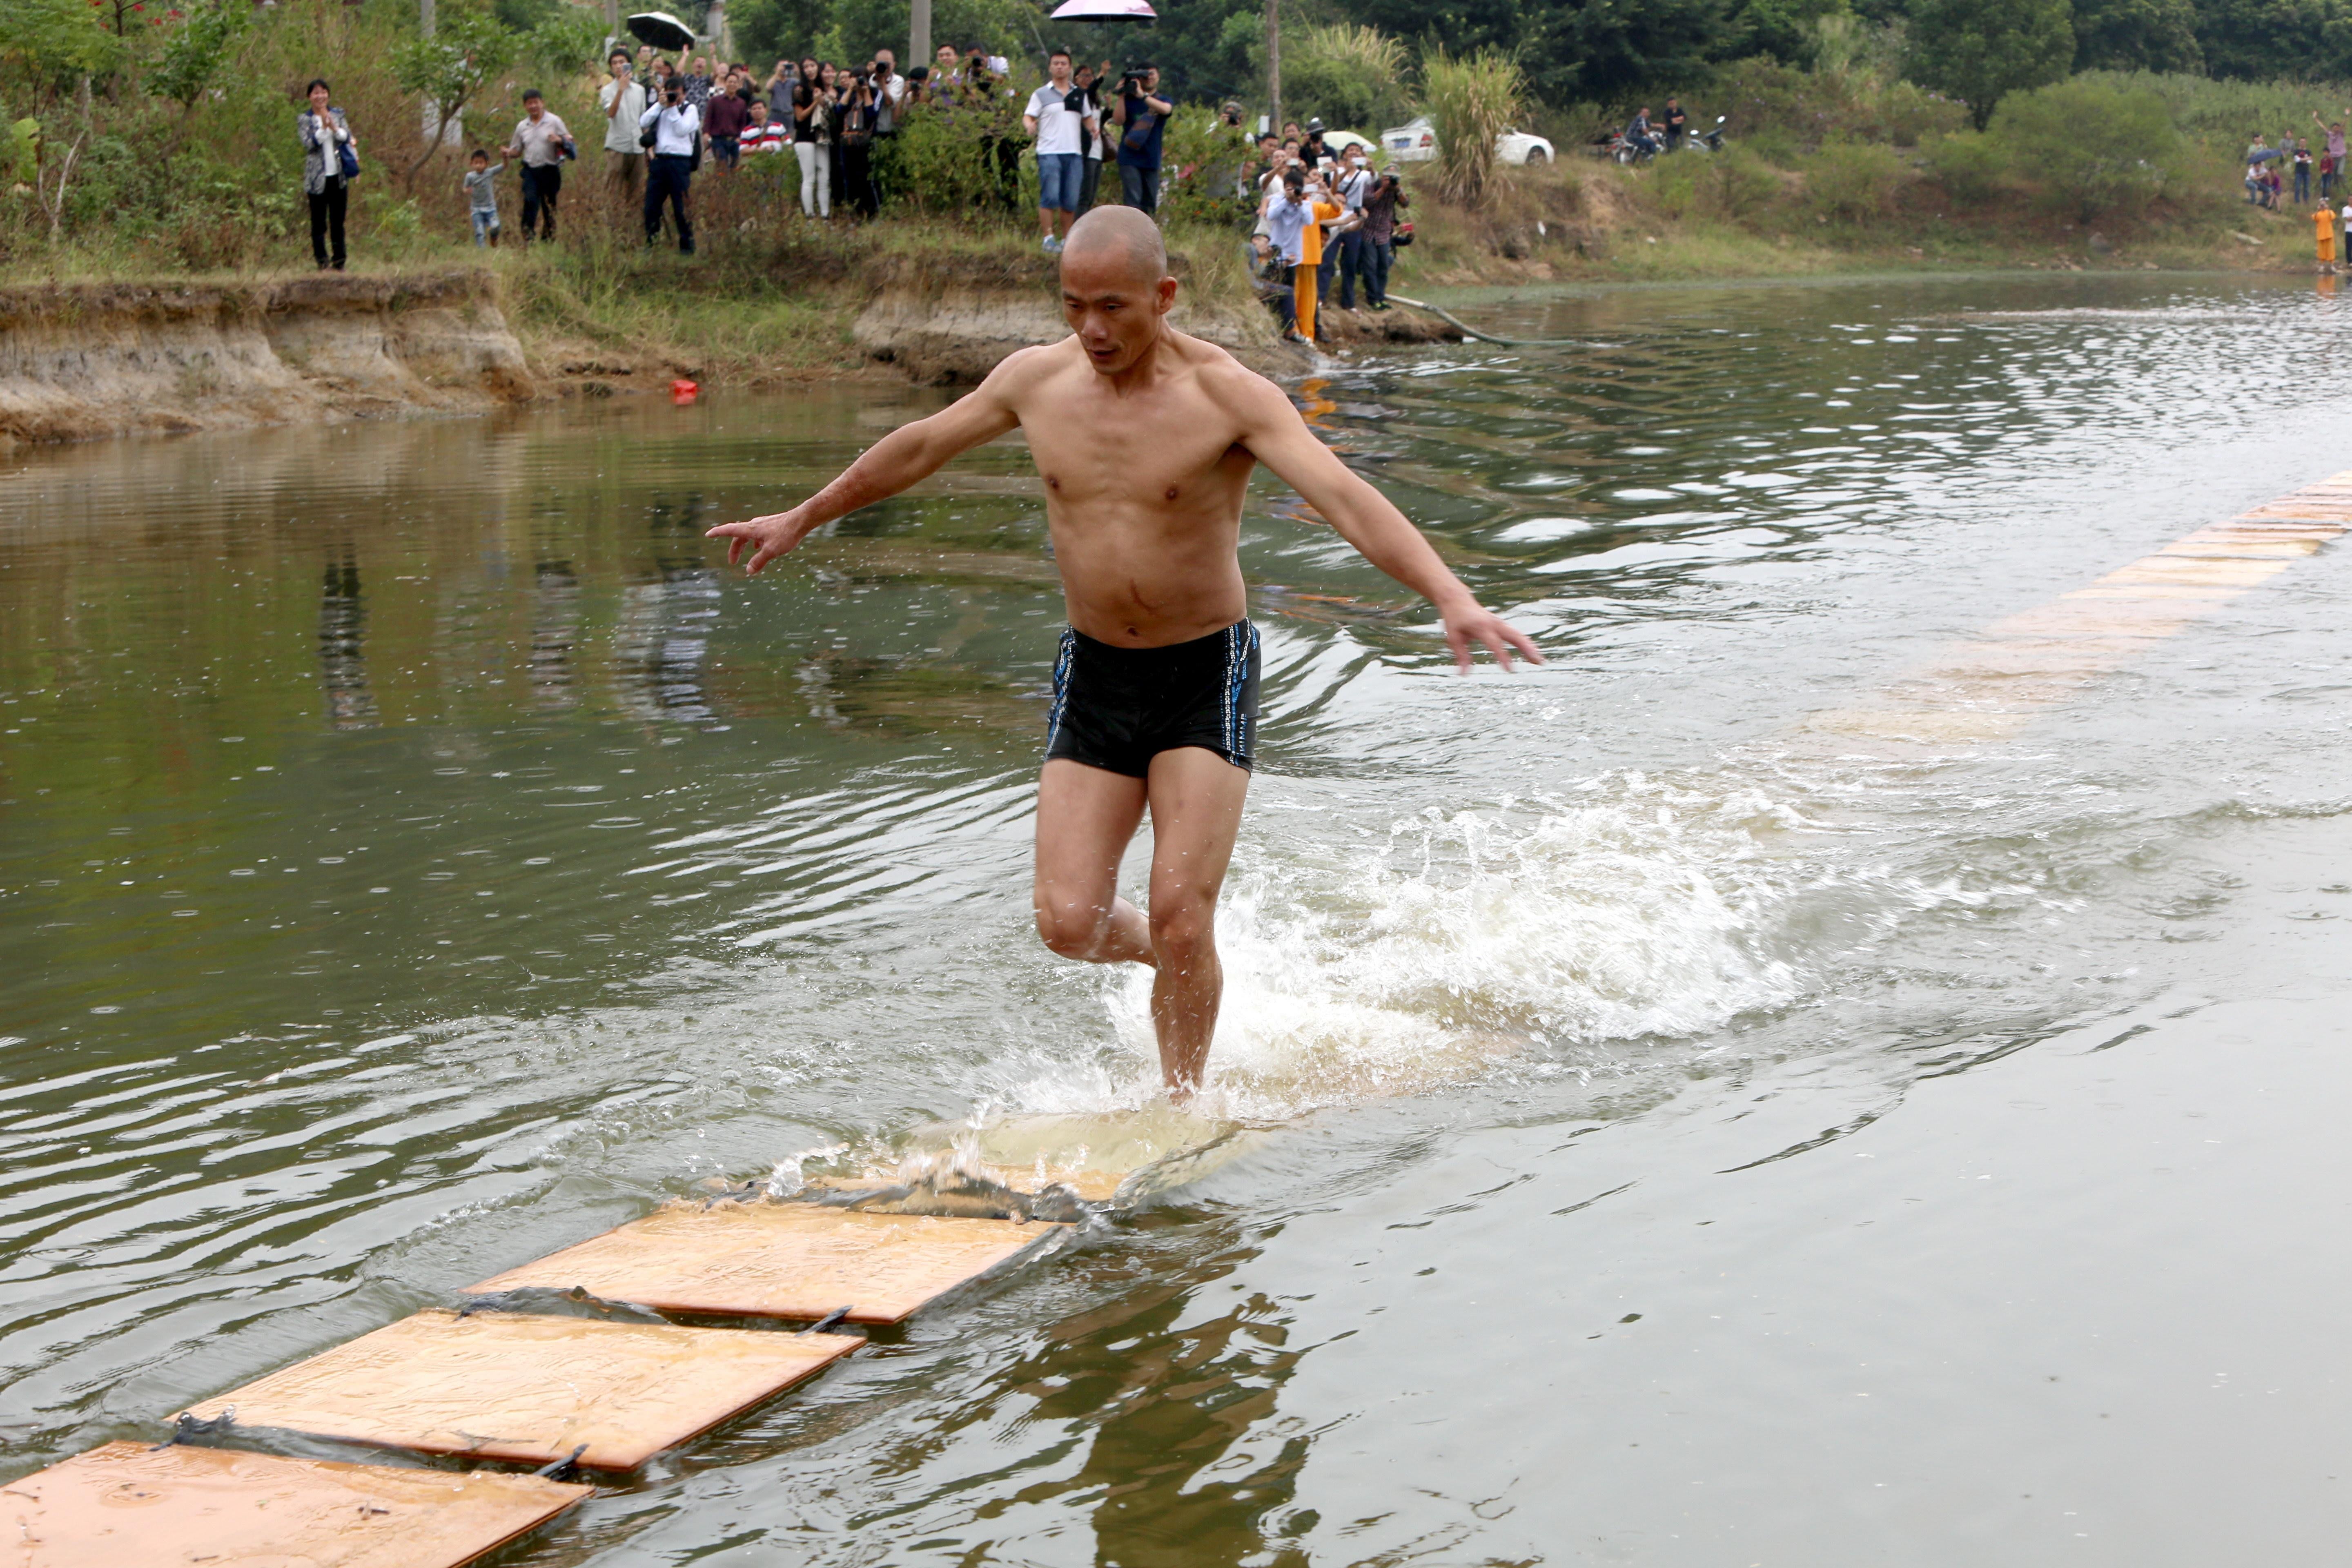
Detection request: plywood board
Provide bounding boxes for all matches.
[2236,501,2352,523]
[184,1310,858,1470]
[2096,556,2290,589]
[0,1440,589,1568]
[466,1202,1065,1325]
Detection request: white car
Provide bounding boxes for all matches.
[1378,116,1554,166]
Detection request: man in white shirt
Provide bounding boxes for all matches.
[599,51,648,211]
[638,78,702,254]
[503,88,572,242]
[873,50,904,105]
[1333,145,1373,312]
[1023,48,1096,252]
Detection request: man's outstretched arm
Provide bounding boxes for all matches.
[1234,372,1543,673]
[706,362,1026,572]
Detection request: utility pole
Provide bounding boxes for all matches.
[1264,0,1279,138]
[420,0,438,146]
[910,0,931,82]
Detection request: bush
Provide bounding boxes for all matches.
[1992,75,2181,218]
[1920,126,2005,203]
[1699,145,1782,222]
[1804,136,1904,218]
[1158,104,1253,226]
[1266,23,1412,134]
[1422,45,1523,207]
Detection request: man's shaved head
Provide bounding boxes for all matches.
[1061,206,1168,286]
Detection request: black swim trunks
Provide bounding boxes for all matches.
[1045,620,1261,777]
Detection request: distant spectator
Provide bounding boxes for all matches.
[683,55,714,107]
[766,59,797,120]
[1301,118,1329,167]
[839,68,880,219]
[934,42,960,88]
[903,64,931,106]
[1072,62,1106,212]
[1334,144,1373,310]
[1627,105,1658,155]
[503,89,571,242]
[1025,48,1096,251]
[1113,62,1170,213]
[873,50,904,107]
[601,51,648,212]
[792,58,829,217]
[746,99,784,154]
[463,148,503,247]
[297,77,353,270]
[639,74,700,253]
[2313,112,2348,200]
[2296,137,2313,204]
[1359,169,1407,310]
[1663,96,1687,149]
[706,68,751,167]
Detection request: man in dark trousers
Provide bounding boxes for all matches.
[638,76,700,253]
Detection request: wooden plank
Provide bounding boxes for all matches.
[466,1202,1065,1325]
[184,1310,858,1471]
[2096,557,2291,589]
[0,1440,589,1568]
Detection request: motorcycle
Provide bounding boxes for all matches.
[1599,115,1726,164]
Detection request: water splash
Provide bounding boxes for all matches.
[983,775,1818,1126]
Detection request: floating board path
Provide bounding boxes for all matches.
[185,1309,863,1470]
[1804,476,2349,747]
[465,1202,1064,1324]
[9,477,2347,1564]
[0,1441,590,1568]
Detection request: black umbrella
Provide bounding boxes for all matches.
[626,11,696,51]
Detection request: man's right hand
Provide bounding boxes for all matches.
[705,508,811,573]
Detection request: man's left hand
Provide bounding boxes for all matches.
[1439,600,1545,675]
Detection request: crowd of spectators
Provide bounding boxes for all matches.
[1251,119,1409,346]
[293,43,1413,310]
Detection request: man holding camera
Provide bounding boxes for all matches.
[639,75,701,254]
[1111,63,1171,214]
[1025,48,1098,252]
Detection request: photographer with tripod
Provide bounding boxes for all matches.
[1111,62,1171,214]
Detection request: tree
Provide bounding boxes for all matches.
[1993,74,2179,217]
[1730,0,1854,62]
[389,9,517,178]
[148,0,249,112]
[2073,0,2201,69]
[2191,0,2341,79]
[1907,0,2072,129]
[1529,0,1734,104]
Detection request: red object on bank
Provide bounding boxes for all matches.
[671,378,699,404]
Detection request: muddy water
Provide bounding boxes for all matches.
[4,272,2352,1565]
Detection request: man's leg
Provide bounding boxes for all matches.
[1141,748,1250,1096]
[1034,759,1156,971]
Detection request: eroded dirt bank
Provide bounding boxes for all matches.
[0,270,533,446]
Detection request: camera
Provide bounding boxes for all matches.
[1119,62,1152,93]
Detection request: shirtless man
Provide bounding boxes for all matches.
[707,207,1540,1098]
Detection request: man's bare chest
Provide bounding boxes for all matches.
[1023,414,1251,509]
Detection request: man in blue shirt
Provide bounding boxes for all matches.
[639,78,702,254]
[1111,63,1171,214]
